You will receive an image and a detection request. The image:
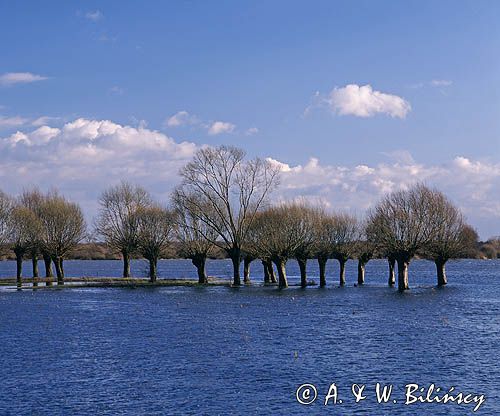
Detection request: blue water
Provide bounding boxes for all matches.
[0,259,499,415]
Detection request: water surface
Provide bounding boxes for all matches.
[0,259,498,415]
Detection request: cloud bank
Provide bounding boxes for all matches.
[1,118,499,238]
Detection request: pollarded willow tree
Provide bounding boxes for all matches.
[173,145,280,286]
[292,205,318,288]
[174,203,218,284]
[0,190,11,251]
[8,206,42,288]
[19,188,47,283]
[96,182,152,278]
[330,213,360,286]
[247,203,312,289]
[312,211,336,288]
[39,193,87,285]
[421,192,478,286]
[136,205,176,282]
[367,184,437,291]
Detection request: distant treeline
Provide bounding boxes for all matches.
[0,240,497,262]
[0,145,489,292]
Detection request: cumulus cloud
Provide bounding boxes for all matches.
[0,72,48,86]
[1,119,499,238]
[208,121,235,135]
[0,116,29,128]
[245,127,259,136]
[268,154,500,238]
[165,111,199,127]
[0,118,197,219]
[319,84,411,118]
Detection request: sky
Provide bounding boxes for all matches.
[0,1,499,238]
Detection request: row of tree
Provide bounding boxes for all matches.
[0,145,477,291]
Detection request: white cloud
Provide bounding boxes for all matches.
[322,84,411,118]
[268,154,500,239]
[430,79,452,87]
[208,121,236,135]
[85,10,103,21]
[245,127,259,136]
[165,111,199,127]
[0,118,197,220]
[31,116,61,127]
[0,116,29,128]
[0,72,48,86]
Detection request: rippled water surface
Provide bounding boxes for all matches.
[0,259,499,415]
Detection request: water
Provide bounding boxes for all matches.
[0,259,499,415]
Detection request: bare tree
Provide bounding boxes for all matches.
[8,206,42,288]
[174,205,218,284]
[293,206,318,288]
[249,203,311,289]
[39,194,87,285]
[96,182,152,278]
[330,213,359,286]
[312,211,336,288]
[173,145,280,286]
[367,184,438,291]
[355,239,376,286]
[0,190,12,254]
[19,188,48,285]
[421,192,478,286]
[136,205,175,282]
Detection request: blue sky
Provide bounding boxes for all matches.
[1,1,500,237]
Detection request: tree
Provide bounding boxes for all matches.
[96,182,152,278]
[173,145,280,286]
[355,238,376,286]
[19,188,47,285]
[39,194,86,285]
[0,190,12,253]
[292,206,318,288]
[8,206,42,288]
[312,211,336,288]
[248,203,311,289]
[330,213,359,286]
[421,192,478,286]
[174,204,218,284]
[136,205,175,282]
[367,184,436,291]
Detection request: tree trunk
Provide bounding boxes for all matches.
[149,258,157,283]
[44,254,53,286]
[396,257,409,291]
[339,259,346,286]
[274,259,288,289]
[16,252,23,289]
[32,254,39,287]
[122,250,131,278]
[193,256,208,284]
[267,259,277,283]
[357,260,366,285]
[318,257,327,288]
[388,257,396,286]
[243,256,252,284]
[55,257,64,285]
[262,260,270,284]
[436,258,447,286]
[230,250,241,286]
[297,258,307,288]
